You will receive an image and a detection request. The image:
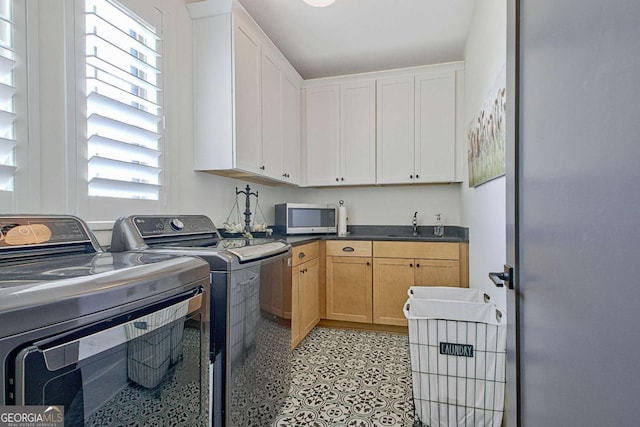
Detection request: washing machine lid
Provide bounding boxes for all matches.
[0,215,210,338]
[111,215,290,263]
[0,252,210,338]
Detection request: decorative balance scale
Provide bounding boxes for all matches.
[223,184,272,238]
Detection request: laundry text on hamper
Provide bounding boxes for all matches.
[439,342,474,357]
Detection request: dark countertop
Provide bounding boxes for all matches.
[274,225,468,246]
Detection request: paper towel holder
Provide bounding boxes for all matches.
[337,200,350,236]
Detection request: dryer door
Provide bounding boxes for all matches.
[12,288,206,427]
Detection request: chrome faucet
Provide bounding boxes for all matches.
[412,211,418,236]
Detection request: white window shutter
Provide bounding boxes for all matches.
[85,0,162,200]
[0,0,17,192]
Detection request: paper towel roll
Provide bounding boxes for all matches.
[337,206,348,236]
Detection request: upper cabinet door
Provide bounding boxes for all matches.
[282,74,301,183]
[340,80,376,185]
[233,21,262,173]
[415,71,456,183]
[191,6,302,185]
[305,85,340,186]
[261,52,283,179]
[376,76,415,184]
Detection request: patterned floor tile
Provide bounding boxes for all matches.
[272,327,416,427]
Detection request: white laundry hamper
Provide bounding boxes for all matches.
[408,286,490,304]
[404,289,506,427]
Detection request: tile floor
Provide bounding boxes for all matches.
[272,327,417,427]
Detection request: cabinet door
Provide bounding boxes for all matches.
[376,76,415,184]
[291,264,300,349]
[415,71,456,182]
[414,259,460,287]
[259,254,287,318]
[305,85,340,186]
[299,257,320,339]
[372,257,414,326]
[282,74,301,183]
[261,52,283,179]
[234,22,262,173]
[326,256,372,323]
[340,80,376,184]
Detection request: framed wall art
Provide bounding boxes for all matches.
[467,65,506,187]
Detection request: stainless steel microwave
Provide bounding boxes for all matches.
[275,203,337,234]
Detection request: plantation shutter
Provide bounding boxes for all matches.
[85,0,162,200]
[0,0,16,192]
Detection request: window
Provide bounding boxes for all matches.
[0,0,16,192]
[85,0,162,200]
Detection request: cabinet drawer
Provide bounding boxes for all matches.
[326,240,372,257]
[292,241,319,266]
[373,241,459,260]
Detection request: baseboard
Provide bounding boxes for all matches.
[317,319,408,335]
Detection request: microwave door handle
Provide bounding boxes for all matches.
[39,288,203,371]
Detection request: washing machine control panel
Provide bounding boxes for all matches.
[0,216,92,249]
[133,215,216,237]
[170,218,184,231]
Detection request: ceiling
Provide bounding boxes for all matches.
[236,0,477,80]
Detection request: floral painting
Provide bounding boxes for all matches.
[467,65,506,187]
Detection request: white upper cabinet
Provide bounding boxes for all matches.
[261,51,283,178]
[376,65,460,185]
[304,81,376,186]
[415,70,456,182]
[376,76,416,184]
[304,85,340,186]
[234,19,262,174]
[190,2,462,187]
[190,3,302,185]
[282,74,301,183]
[304,62,462,187]
[261,49,302,183]
[340,80,377,185]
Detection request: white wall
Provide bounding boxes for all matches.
[288,184,462,227]
[461,0,507,309]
